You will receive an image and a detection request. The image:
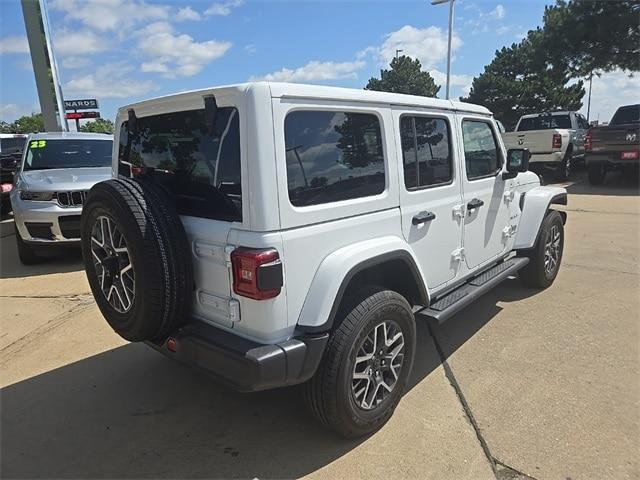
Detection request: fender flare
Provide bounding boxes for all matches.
[514,186,567,250]
[296,236,429,334]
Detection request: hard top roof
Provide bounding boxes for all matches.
[118,82,492,117]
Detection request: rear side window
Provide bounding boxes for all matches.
[284,110,385,207]
[118,107,241,222]
[462,120,501,180]
[517,114,571,131]
[400,116,452,189]
[611,105,640,125]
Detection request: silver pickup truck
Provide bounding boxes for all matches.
[502,111,589,181]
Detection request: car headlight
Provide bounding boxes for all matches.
[19,190,55,201]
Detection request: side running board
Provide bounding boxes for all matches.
[417,257,530,324]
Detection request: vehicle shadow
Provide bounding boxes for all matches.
[0,278,539,479]
[565,169,639,196]
[0,222,84,280]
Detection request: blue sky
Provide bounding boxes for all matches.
[1,0,638,127]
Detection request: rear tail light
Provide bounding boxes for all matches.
[552,133,562,149]
[231,248,283,300]
[585,132,592,152]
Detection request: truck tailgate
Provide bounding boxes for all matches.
[503,130,559,153]
[591,124,640,151]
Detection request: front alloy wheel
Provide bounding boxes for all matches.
[544,224,561,277]
[90,215,135,313]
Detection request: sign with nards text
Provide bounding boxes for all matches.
[64,99,99,110]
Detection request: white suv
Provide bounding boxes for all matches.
[81,83,567,437]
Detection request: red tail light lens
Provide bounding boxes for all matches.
[585,132,592,152]
[552,133,562,149]
[231,248,283,300]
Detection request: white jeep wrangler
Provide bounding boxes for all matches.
[81,83,567,438]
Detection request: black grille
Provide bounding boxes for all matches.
[25,222,54,240]
[58,215,82,239]
[56,190,87,207]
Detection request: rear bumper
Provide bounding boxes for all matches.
[529,151,564,164]
[148,319,329,392]
[586,151,639,166]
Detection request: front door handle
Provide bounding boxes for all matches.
[467,198,484,210]
[412,211,436,225]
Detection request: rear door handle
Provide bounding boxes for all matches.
[467,198,484,210]
[412,211,436,225]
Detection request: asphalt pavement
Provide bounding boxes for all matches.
[1,168,638,480]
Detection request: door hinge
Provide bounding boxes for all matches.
[453,204,465,219]
[451,247,465,261]
[502,225,517,238]
[503,190,515,203]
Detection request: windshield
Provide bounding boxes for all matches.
[517,114,571,131]
[24,139,112,171]
[1,137,27,155]
[610,105,640,125]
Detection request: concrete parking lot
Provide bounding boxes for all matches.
[1,168,638,480]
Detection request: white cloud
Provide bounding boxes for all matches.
[53,29,109,56]
[176,6,201,22]
[0,35,29,54]
[1,103,40,122]
[136,22,231,78]
[244,44,257,54]
[65,62,158,99]
[375,25,462,69]
[204,0,243,16]
[581,70,640,123]
[429,69,474,97]
[140,61,170,74]
[50,0,169,32]
[251,60,366,83]
[61,56,91,69]
[491,5,506,20]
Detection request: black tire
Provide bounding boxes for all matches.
[556,149,572,182]
[303,287,416,438]
[588,161,605,185]
[519,210,564,289]
[81,178,193,342]
[15,225,43,265]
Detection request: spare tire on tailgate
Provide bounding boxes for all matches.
[81,177,193,342]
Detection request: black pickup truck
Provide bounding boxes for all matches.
[586,104,640,185]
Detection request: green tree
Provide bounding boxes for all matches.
[541,0,640,77]
[462,31,584,130]
[80,118,115,134]
[11,113,45,134]
[365,56,441,97]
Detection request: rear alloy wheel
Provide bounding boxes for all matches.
[303,287,416,438]
[351,320,405,410]
[90,215,135,313]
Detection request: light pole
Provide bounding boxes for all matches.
[431,0,455,100]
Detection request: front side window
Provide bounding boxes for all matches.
[400,116,452,189]
[24,139,112,170]
[284,110,385,207]
[118,107,241,222]
[462,120,501,180]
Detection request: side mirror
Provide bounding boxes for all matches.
[503,148,530,179]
